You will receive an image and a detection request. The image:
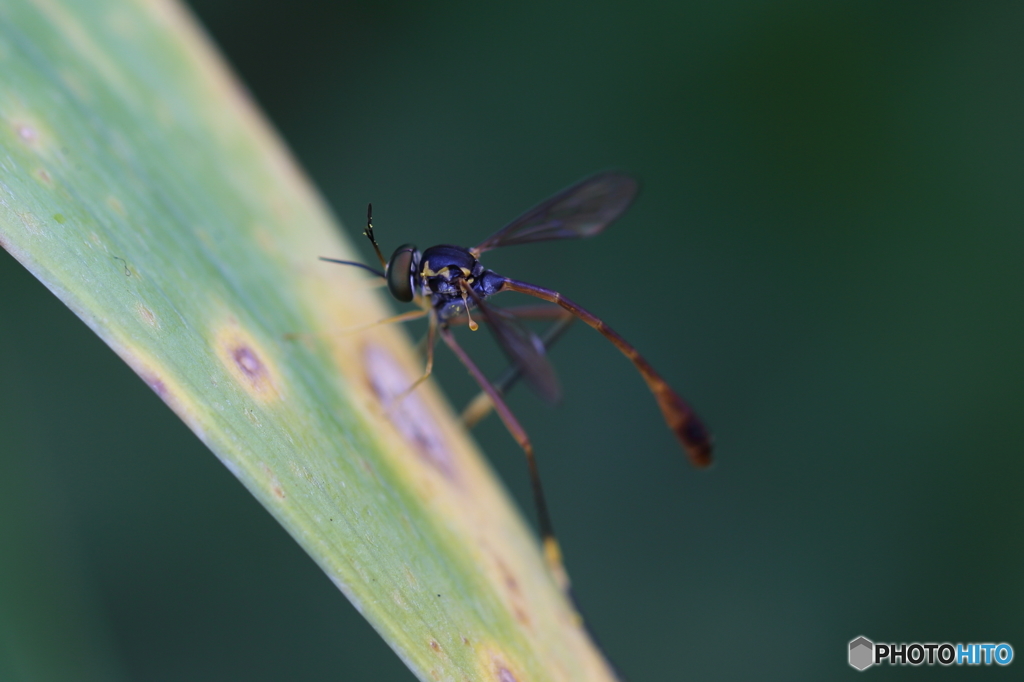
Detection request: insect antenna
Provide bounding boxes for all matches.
[318,204,392,278]
[318,257,385,279]
[363,203,388,270]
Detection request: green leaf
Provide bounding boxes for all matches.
[0,0,617,679]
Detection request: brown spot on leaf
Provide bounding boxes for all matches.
[233,346,266,382]
[430,640,441,652]
[512,606,530,627]
[495,557,521,597]
[35,169,51,184]
[488,652,522,682]
[487,551,532,631]
[135,302,158,328]
[214,321,281,402]
[260,463,286,500]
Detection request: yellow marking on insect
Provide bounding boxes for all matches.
[543,537,572,593]
[421,261,451,279]
[458,281,479,330]
[460,391,493,428]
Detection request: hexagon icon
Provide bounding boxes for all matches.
[849,636,874,671]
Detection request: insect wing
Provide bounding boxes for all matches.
[476,300,562,404]
[473,171,639,253]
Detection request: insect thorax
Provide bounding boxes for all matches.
[419,244,504,321]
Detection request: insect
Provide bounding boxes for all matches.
[322,171,713,586]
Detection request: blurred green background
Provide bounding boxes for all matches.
[2,0,1022,679]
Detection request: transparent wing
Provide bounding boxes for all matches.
[473,171,639,254]
[474,299,562,404]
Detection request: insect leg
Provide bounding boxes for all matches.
[283,308,428,343]
[346,308,428,334]
[499,277,713,467]
[461,310,575,428]
[387,312,438,408]
[439,326,571,592]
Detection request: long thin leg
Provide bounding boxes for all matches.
[388,312,438,408]
[461,311,576,428]
[439,326,571,592]
[344,308,428,334]
[284,308,427,342]
[500,277,713,467]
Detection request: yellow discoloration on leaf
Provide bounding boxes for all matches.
[473,645,526,682]
[116,345,204,443]
[7,112,59,161]
[213,318,283,403]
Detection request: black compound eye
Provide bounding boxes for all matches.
[386,245,417,302]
